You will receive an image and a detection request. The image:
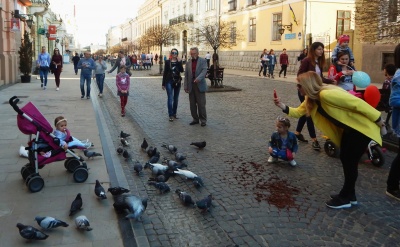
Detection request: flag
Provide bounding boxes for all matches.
[289,4,298,26]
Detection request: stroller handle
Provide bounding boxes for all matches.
[9,96,23,115]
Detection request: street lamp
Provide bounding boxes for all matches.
[13,10,35,29]
[278,23,293,36]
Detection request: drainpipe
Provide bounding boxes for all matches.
[303,0,307,48]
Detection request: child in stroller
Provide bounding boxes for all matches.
[53,116,92,150]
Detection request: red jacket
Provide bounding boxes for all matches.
[280,53,289,65]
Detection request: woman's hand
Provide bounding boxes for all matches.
[273,97,286,110]
[162,86,165,90]
[268,147,273,153]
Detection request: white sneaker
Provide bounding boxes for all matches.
[83,142,93,149]
[43,86,46,90]
[289,160,297,167]
[268,156,278,163]
[56,87,59,91]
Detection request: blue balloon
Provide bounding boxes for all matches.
[352,71,371,88]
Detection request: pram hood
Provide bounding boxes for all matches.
[17,102,53,135]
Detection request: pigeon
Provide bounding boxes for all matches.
[121,138,130,147]
[83,150,102,160]
[175,189,196,206]
[141,138,148,151]
[146,153,160,165]
[108,186,130,196]
[35,216,69,229]
[116,147,124,155]
[75,215,92,231]
[94,180,107,199]
[133,160,143,175]
[122,149,131,161]
[165,159,186,170]
[69,193,83,216]
[113,194,148,221]
[148,170,174,183]
[16,223,49,240]
[161,144,178,153]
[174,169,204,187]
[175,152,186,161]
[192,176,204,188]
[148,181,171,194]
[120,130,131,139]
[145,163,169,176]
[190,141,206,149]
[196,194,213,213]
[147,147,158,158]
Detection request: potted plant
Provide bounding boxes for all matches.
[18,30,33,83]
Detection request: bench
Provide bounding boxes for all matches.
[205,67,224,88]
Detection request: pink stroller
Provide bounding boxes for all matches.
[9,96,89,192]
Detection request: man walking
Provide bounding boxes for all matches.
[77,52,96,99]
[279,48,289,78]
[205,52,211,68]
[36,46,51,89]
[72,52,80,75]
[184,47,208,126]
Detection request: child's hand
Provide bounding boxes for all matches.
[63,143,68,150]
[268,147,273,153]
[292,152,296,159]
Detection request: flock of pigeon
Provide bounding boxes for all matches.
[15,130,210,241]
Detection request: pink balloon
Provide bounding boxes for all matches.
[363,85,381,108]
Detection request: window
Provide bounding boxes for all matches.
[230,22,237,44]
[388,0,399,22]
[336,10,351,38]
[228,0,236,11]
[247,0,257,6]
[249,18,256,42]
[272,13,282,41]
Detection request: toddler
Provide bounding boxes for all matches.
[332,35,355,67]
[268,117,299,166]
[53,116,92,151]
[383,63,396,90]
[116,65,130,117]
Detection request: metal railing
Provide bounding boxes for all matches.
[169,14,193,26]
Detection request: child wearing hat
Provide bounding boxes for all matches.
[331,35,355,67]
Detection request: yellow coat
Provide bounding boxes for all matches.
[288,88,382,147]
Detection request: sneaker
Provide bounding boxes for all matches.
[386,190,400,201]
[41,83,43,88]
[43,86,46,90]
[56,87,59,91]
[295,133,308,143]
[99,93,102,98]
[325,196,352,209]
[83,142,92,149]
[289,160,297,167]
[312,141,321,151]
[268,156,278,163]
[81,95,84,99]
[169,117,174,122]
[330,194,358,205]
[87,96,90,99]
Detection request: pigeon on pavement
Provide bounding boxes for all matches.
[165,159,186,170]
[175,189,196,206]
[69,193,83,216]
[121,138,130,147]
[148,181,171,194]
[75,215,92,231]
[162,144,177,153]
[148,169,174,183]
[174,169,204,187]
[83,150,102,160]
[141,138,148,151]
[113,194,148,221]
[35,216,69,229]
[146,153,160,165]
[147,147,158,158]
[133,160,143,175]
[122,149,131,161]
[108,186,130,196]
[120,130,131,139]
[95,180,107,199]
[16,223,49,240]
[190,141,206,149]
[196,194,213,213]
[145,163,169,176]
[116,147,124,155]
[175,152,186,161]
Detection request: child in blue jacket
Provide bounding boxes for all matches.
[268,117,299,166]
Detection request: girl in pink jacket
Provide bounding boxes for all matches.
[116,65,130,116]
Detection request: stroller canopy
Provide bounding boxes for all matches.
[17,102,53,135]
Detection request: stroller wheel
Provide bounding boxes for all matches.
[369,145,385,167]
[27,175,44,193]
[73,167,88,183]
[21,164,35,180]
[324,140,340,158]
[65,158,81,173]
[64,157,74,170]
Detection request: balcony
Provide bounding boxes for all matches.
[169,14,193,26]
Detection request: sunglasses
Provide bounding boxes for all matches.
[171,52,178,55]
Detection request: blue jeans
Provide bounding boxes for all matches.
[95,73,105,94]
[39,66,49,86]
[268,64,275,75]
[165,81,181,117]
[270,147,289,161]
[80,74,91,97]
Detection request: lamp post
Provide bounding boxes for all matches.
[278,23,293,39]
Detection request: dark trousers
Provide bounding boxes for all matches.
[259,62,268,76]
[54,70,61,87]
[166,81,180,117]
[279,64,288,77]
[295,90,316,138]
[339,128,371,197]
[387,138,400,191]
[189,85,207,123]
[95,73,105,94]
[73,63,78,74]
[206,59,210,68]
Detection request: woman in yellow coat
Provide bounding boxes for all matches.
[274,71,384,209]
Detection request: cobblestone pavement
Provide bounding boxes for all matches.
[97,66,400,247]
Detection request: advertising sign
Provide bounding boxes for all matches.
[11,18,20,31]
[48,25,57,40]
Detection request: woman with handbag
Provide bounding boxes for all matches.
[51,48,63,91]
[162,48,184,122]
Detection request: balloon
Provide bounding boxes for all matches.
[363,85,381,108]
[352,71,371,88]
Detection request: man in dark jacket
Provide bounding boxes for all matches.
[72,53,80,75]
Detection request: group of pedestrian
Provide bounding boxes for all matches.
[36,46,63,91]
[258,49,278,78]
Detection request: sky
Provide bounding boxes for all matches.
[49,0,145,47]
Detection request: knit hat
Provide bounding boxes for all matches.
[339,35,350,44]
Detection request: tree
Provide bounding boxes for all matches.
[109,44,124,55]
[355,0,400,43]
[144,24,177,74]
[18,30,33,77]
[94,49,106,56]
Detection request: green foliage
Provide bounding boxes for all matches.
[18,30,33,76]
